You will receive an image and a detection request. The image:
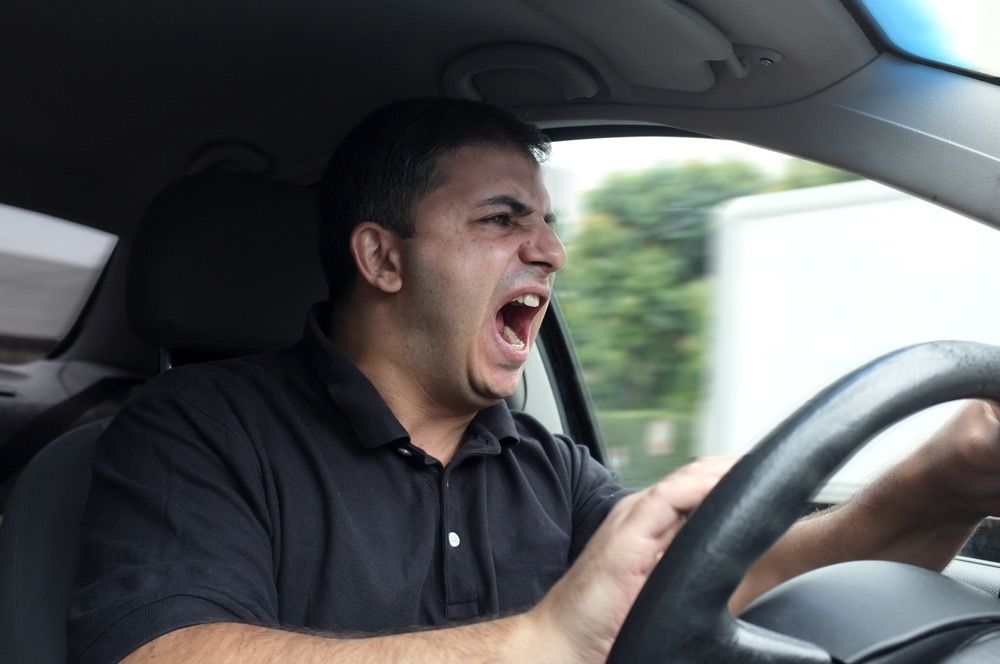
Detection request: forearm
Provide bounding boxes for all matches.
[731,449,982,613]
[122,614,544,664]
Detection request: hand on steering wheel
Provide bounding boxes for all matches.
[608,341,1000,663]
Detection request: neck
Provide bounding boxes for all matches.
[329,303,477,465]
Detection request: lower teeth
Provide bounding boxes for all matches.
[502,325,525,351]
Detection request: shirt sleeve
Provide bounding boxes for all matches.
[68,369,278,664]
[559,433,633,562]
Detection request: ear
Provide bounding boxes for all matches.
[349,222,404,294]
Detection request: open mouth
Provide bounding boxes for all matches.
[495,293,543,352]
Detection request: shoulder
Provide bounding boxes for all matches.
[509,410,574,453]
[506,410,627,555]
[507,410,616,487]
[106,350,306,450]
[127,350,297,410]
[509,410,585,457]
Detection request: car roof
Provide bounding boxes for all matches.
[0,0,877,237]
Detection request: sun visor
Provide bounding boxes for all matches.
[521,0,743,93]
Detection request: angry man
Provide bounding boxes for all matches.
[70,97,1000,664]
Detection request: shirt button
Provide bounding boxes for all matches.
[397,447,412,457]
[448,531,461,548]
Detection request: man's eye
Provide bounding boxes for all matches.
[483,214,513,226]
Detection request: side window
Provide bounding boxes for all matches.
[543,137,1000,507]
[0,205,117,363]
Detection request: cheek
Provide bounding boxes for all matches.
[405,238,513,332]
[408,261,485,333]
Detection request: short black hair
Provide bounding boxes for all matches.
[317,97,550,305]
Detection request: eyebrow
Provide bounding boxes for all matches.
[476,195,557,225]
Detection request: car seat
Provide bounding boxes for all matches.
[0,172,325,664]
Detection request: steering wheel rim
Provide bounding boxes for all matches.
[608,341,1000,663]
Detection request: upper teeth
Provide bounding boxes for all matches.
[512,293,541,307]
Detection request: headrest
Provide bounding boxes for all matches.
[127,173,328,356]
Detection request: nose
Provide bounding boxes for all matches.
[519,220,566,273]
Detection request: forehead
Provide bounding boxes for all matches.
[424,143,550,209]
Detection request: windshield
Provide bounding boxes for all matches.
[857,0,1000,78]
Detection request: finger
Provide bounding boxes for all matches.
[653,472,722,516]
[978,399,1000,422]
[669,455,740,480]
[625,471,726,543]
[595,456,739,555]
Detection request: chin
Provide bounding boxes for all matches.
[473,388,515,406]
[472,375,522,405]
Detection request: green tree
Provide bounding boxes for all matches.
[769,160,861,191]
[582,161,766,281]
[557,156,860,484]
[559,160,766,413]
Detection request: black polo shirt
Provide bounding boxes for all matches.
[69,309,626,664]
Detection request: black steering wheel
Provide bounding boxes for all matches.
[608,341,1000,663]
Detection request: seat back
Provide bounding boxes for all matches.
[127,172,327,362]
[0,419,110,664]
[0,173,324,664]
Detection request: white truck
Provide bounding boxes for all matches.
[700,178,1000,502]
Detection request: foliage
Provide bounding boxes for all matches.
[582,161,766,281]
[596,409,696,487]
[768,160,861,192]
[556,156,858,480]
[558,161,764,413]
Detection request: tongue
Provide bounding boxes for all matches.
[501,324,525,351]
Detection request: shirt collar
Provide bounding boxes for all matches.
[470,401,520,451]
[299,302,522,454]
[301,303,409,450]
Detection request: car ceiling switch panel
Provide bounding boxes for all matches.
[442,43,601,103]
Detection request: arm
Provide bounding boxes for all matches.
[123,617,535,664]
[731,399,1000,612]
[122,456,737,664]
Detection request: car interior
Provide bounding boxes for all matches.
[4,0,1000,661]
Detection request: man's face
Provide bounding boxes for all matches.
[394,143,565,412]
